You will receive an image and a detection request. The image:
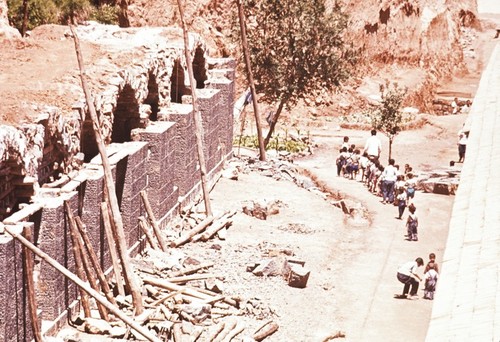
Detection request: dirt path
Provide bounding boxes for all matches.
[197,113,464,341]
[292,115,464,341]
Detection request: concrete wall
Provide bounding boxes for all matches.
[426,44,500,341]
[0,54,235,339]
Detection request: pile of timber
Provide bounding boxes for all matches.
[4,187,281,341]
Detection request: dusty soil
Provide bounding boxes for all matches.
[3,5,499,341]
[198,113,463,341]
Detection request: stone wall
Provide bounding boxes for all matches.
[426,43,500,342]
[0,25,235,339]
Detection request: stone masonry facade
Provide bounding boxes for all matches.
[0,24,235,340]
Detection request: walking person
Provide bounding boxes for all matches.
[405,172,417,205]
[381,158,398,204]
[363,129,382,162]
[336,147,349,177]
[406,203,419,241]
[396,257,424,300]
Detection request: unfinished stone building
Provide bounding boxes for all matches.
[0,23,234,340]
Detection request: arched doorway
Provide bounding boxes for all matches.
[193,46,208,89]
[112,84,140,143]
[145,72,160,121]
[170,59,187,103]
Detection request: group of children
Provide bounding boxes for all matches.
[396,253,440,300]
[335,136,420,241]
[336,136,439,300]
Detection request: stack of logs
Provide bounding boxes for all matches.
[3,189,279,341]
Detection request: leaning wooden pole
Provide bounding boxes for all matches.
[22,225,43,342]
[75,216,117,306]
[236,0,266,161]
[101,202,125,297]
[69,25,143,314]
[64,203,92,318]
[65,202,109,320]
[4,225,161,342]
[175,0,213,217]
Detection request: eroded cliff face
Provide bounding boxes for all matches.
[345,0,479,77]
[124,0,479,110]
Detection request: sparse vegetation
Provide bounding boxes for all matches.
[234,129,310,153]
[7,0,118,33]
[89,4,118,25]
[241,0,358,147]
[369,81,408,161]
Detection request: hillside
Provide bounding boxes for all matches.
[124,0,483,115]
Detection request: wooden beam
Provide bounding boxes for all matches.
[22,225,43,342]
[75,216,117,306]
[65,202,109,320]
[236,0,266,161]
[140,191,168,251]
[175,0,213,217]
[170,215,214,248]
[138,216,160,250]
[64,202,91,318]
[4,225,161,342]
[70,25,143,314]
[101,202,125,297]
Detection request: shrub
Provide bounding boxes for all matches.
[89,4,118,25]
[7,0,58,33]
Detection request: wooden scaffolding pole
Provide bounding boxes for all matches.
[175,0,213,217]
[69,25,143,314]
[22,225,43,342]
[236,0,266,161]
[75,216,117,306]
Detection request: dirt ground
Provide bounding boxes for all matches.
[4,6,499,341]
[196,112,463,341]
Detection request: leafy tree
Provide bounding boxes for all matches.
[370,81,408,161]
[7,0,58,32]
[244,0,356,147]
[54,0,91,24]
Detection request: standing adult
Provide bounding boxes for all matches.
[363,129,382,162]
[381,158,398,204]
[457,131,468,163]
[451,97,459,115]
[396,257,424,300]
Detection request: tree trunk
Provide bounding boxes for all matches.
[264,99,286,148]
[175,0,213,217]
[236,0,266,161]
[388,137,393,162]
[118,0,130,27]
[21,0,28,38]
